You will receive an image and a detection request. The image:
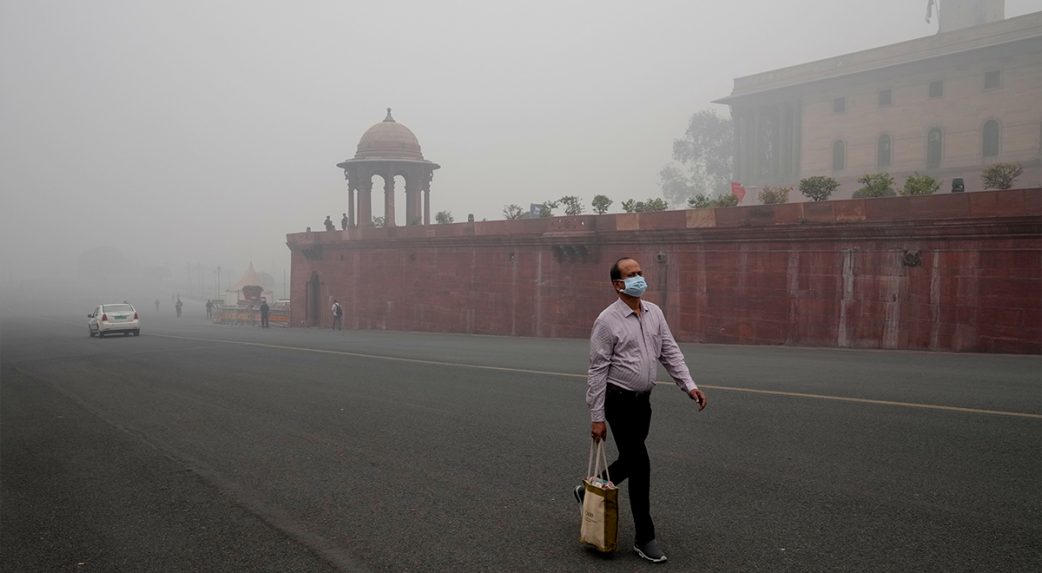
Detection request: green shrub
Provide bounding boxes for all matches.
[758,186,791,204]
[900,172,939,196]
[852,187,897,199]
[982,162,1023,190]
[687,193,738,208]
[853,172,896,198]
[799,176,839,202]
[622,198,670,213]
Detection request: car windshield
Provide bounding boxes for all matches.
[103,304,134,313]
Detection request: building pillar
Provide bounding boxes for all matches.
[384,176,396,227]
[343,169,355,228]
[358,179,373,226]
[348,186,356,228]
[423,180,431,225]
[405,176,422,225]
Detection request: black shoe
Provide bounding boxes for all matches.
[573,485,585,506]
[634,540,667,563]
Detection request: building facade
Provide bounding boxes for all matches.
[716,9,1042,198]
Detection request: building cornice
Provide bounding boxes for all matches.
[715,12,1042,104]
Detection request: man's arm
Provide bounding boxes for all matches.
[657,314,708,410]
[586,319,614,439]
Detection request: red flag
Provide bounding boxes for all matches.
[731,181,747,203]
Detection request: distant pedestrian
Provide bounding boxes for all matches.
[324,216,335,231]
[331,300,343,330]
[260,299,270,328]
[175,297,183,318]
[206,299,214,319]
[341,213,349,230]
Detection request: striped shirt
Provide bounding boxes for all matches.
[586,298,697,422]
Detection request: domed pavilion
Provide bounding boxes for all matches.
[336,109,440,227]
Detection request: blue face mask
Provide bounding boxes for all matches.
[618,275,648,297]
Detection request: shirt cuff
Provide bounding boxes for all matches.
[682,380,697,393]
[590,410,605,423]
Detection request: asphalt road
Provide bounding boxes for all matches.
[2,312,1039,572]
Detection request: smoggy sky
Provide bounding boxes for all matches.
[2,0,1039,287]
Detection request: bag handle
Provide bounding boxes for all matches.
[586,439,612,484]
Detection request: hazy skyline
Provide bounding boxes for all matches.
[3,0,1039,287]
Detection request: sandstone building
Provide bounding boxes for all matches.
[715,3,1041,198]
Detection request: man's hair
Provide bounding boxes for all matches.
[610,257,635,281]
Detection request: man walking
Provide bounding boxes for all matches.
[578,257,707,563]
[331,299,343,330]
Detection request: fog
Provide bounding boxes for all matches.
[1,0,1038,312]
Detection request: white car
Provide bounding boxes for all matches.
[88,303,141,337]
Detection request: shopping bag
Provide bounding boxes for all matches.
[579,439,618,552]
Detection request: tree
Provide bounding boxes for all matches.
[799,176,840,202]
[758,186,791,204]
[900,173,939,196]
[502,204,524,220]
[622,198,669,213]
[659,110,734,206]
[982,162,1023,190]
[558,195,584,216]
[591,194,613,214]
[852,172,896,198]
[435,210,454,224]
[538,200,559,218]
[372,216,385,227]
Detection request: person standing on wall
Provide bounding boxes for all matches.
[578,256,708,564]
[331,299,343,331]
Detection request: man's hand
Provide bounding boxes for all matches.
[591,421,607,442]
[688,388,708,411]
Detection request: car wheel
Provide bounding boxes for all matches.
[134,330,140,336]
[97,331,104,338]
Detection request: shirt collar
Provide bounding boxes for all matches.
[613,297,646,317]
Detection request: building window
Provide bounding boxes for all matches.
[878,89,892,107]
[927,128,943,169]
[878,135,892,168]
[984,70,1001,90]
[833,97,846,114]
[929,80,943,98]
[832,140,846,171]
[982,120,1000,157]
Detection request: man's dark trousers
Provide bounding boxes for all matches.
[604,383,655,545]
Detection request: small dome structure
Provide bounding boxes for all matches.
[337,108,440,228]
[355,108,424,161]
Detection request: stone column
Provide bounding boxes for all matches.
[348,186,356,228]
[357,178,373,226]
[344,169,355,228]
[405,175,422,225]
[423,177,431,225]
[383,175,396,227]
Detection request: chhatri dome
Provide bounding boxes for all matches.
[336,108,440,227]
[354,108,425,161]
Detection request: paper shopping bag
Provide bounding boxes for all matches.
[579,440,618,552]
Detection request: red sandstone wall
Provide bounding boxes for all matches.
[288,189,1041,353]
